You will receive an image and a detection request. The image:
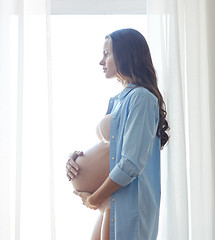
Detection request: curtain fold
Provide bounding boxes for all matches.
[147,0,215,239]
[184,0,214,239]
[0,0,55,239]
[147,9,189,240]
[46,1,56,239]
[0,1,17,239]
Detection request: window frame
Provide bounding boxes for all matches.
[51,0,147,15]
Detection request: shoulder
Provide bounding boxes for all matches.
[125,87,159,119]
[128,87,158,106]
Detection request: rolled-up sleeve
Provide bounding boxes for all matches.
[109,90,159,187]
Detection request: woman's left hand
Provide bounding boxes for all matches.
[73,191,99,210]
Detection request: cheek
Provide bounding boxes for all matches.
[111,62,117,74]
[108,59,116,71]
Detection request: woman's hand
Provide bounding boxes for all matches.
[73,191,99,210]
[66,151,83,181]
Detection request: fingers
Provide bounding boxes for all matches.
[68,159,79,172]
[68,151,83,171]
[73,190,81,196]
[66,163,78,180]
[73,191,97,210]
[69,151,83,162]
[66,151,83,181]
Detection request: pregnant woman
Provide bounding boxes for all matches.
[66,28,169,240]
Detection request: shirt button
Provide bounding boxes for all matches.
[112,218,115,222]
[112,157,115,160]
[112,198,115,202]
[112,136,115,139]
[112,116,115,119]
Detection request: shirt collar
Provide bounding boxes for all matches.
[117,83,137,100]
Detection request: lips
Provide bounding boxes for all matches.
[103,68,107,72]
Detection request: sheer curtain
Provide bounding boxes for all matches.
[0,0,55,239]
[147,0,215,239]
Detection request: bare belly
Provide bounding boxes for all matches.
[71,142,110,193]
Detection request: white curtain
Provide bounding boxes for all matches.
[147,0,215,239]
[0,0,55,239]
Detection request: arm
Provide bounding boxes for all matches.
[109,90,159,187]
[74,176,121,209]
[89,176,121,205]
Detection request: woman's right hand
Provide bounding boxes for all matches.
[66,151,83,181]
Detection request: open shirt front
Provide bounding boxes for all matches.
[107,84,161,240]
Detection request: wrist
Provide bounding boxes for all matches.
[88,194,97,206]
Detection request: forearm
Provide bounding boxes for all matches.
[88,176,121,206]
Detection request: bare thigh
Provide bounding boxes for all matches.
[101,210,110,240]
[91,213,103,240]
[90,210,110,240]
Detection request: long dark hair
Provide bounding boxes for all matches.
[108,28,169,148]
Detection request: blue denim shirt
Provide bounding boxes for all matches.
[107,84,161,240]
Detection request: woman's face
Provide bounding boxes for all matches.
[99,37,117,79]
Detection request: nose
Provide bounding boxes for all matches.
[99,58,105,66]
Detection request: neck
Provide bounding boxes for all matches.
[116,74,134,86]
